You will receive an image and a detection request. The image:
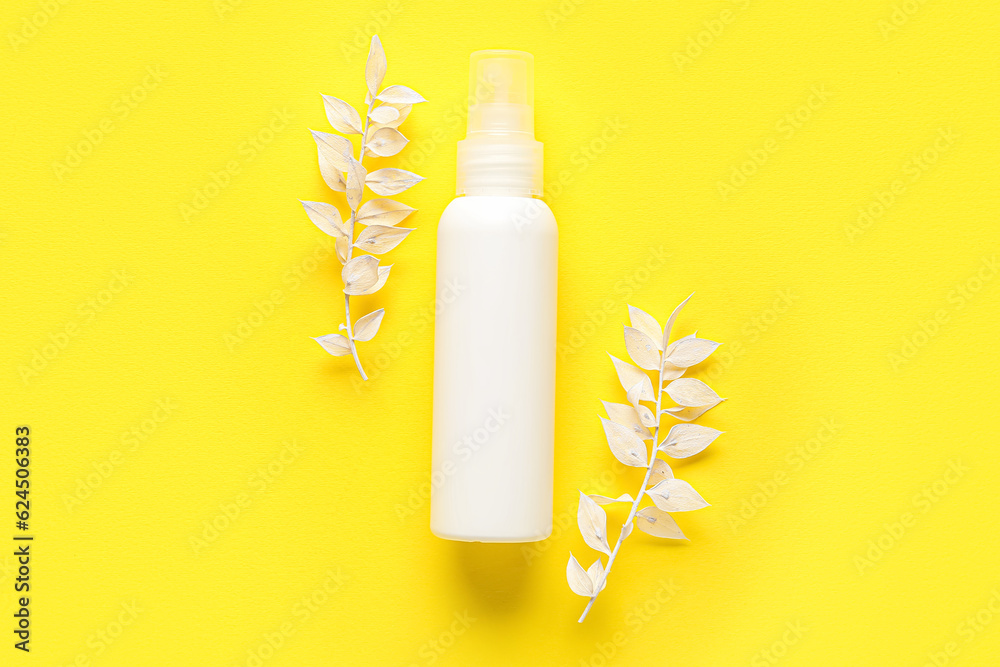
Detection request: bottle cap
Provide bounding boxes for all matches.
[457,50,543,197]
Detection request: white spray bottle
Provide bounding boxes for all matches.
[430,50,557,542]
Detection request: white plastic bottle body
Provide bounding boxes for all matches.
[430,195,558,542]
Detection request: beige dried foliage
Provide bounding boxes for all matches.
[376,84,426,104]
[364,35,387,97]
[635,506,685,539]
[365,127,408,157]
[356,198,415,227]
[601,401,653,440]
[300,200,348,238]
[569,296,726,622]
[647,479,710,512]
[311,130,352,170]
[666,336,721,368]
[368,105,399,124]
[608,353,654,401]
[352,308,384,342]
[354,225,413,254]
[366,168,424,196]
[659,423,723,459]
[628,304,663,350]
[577,491,611,556]
[566,554,593,597]
[378,103,411,129]
[322,95,363,135]
[313,333,351,356]
[355,265,392,296]
[660,404,718,422]
[589,492,634,506]
[342,255,379,295]
[318,153,347,192]
[334,236,350,264]
[587,559,607,594]
[648,458,674,485]
[624,326,660,371]
[598,417,646,468]
[665,377,722,407]
[300,35,424,380]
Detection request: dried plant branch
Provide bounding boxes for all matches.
[302,35,425,380]
[339,90,377,380]
[569,295,726,622]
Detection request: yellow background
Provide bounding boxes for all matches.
[2,0,999,664]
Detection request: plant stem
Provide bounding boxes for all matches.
[343,95,376,381]
[578,335,674,622]
[344,292,367,380]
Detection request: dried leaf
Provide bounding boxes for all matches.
[636,406,657,430]
[342,255,379,295]
[361,125,376,148]
[366,168,424,196]
[318,153,347,192]
[666,336,721,368]
[647,479,709,512]
[659,423,722,458]
[636,507,687,539]
[665,378,722,407]
[356,198,415,226]
[313,333,351,356]
[577,491,612,556]
[354,225,412,255]
[666,332,694,349]
[376,84,427,104]
[628,305,662,350]
[335,236,350,264]
[366,127,408,157]
[368,105,399,124]
[587,558,607,594]
[626,383,657,428]
[311,130,352,172]
[380,103,411,129]
[601,401,653,440]
[624,382,642,408]
[353,308,385,342]
[661,293,694,350]
[608,354,654,401]
[322,95,363,135]
[365,35,387,97]
[649,458,674,485]
[354,265,391,295]
[661,362,686,381]
[661,404,719,422]
[345,156,367,211]
[567,553,594,597]
[589,493,634,506]
[661,335,693,380]
[621,520,634,540]
[300,200,348,238]
[624,326,660,371]
[599,417,647,468]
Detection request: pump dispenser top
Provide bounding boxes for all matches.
[457,50,543,197]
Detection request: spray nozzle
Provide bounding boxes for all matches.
[458,50,543,196]
[467,51,535,135]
